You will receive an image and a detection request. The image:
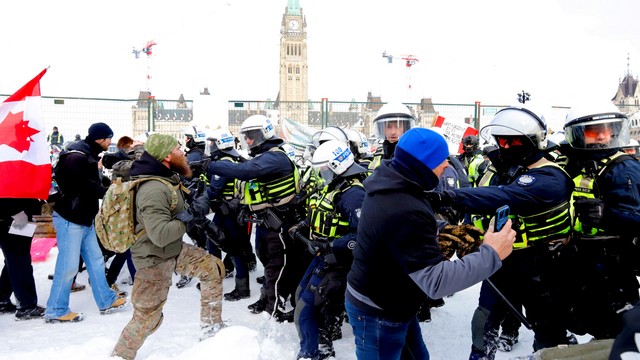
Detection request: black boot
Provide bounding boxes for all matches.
[273,309,294,323]
[224,277,250,301]
[176,275,192,289]
[247,293,268,314]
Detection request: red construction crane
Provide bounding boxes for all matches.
[132,40,158,92]
[382,51,420,95]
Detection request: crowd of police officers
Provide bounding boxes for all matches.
[177,100,639,360]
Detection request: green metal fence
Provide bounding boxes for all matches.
[2,94,638,144]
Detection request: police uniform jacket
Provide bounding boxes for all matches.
[207,140,293,185]
[448,157,573,218]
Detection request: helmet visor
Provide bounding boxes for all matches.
[373,117,414,142]
[240,128,266,149]
[564,118,629,150]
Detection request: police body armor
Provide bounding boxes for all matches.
[308,178,363,240]
[473,162,571,249]
[240,146,300,212]
[571,152,632,238]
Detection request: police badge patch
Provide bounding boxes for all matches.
[446,177,456,188]
[517,174,535,186]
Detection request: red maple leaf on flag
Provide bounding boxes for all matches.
[0,111,40,152]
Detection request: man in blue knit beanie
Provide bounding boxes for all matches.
[345,127,517,359]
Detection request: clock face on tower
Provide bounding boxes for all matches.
[289,20,299,31]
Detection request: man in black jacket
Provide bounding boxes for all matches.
[345,128,516,359]
[45,122,126,323]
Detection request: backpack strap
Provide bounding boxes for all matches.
[133,177,181,239]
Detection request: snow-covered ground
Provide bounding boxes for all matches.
[3,238,595,360]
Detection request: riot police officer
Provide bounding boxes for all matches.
[560,103,640,340]
[368,102,416,170]
[207,115,310,321]
[290,140,367,360]
[205,129,255,301]
[458,135,485,186]
[428,106,575,357]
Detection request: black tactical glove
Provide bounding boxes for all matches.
[203,219,226,250]
[218,198,240,216]
[176,193,210,232]
[573,197,605,228]
[438,224,485,259]
[288,221,309,240]
[236,206,250,226]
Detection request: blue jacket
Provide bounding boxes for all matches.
[207,141,293,183]
[347,160,502,321]
[448,160,573,217]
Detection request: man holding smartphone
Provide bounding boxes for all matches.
[346,128,517,359]
[427,106,575,359]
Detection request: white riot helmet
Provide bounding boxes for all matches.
[281,143,297,161]
[240,115,276,150]
[480,107,548,150]
[621,138,640,156]
[134,131,156,144]
[207,128,235,151]
[311,140,358,182]
[564,103,630,150]
[184,125,207,149]
[311,126,349,147]
[372,103,415,142]
[345,128,371,158]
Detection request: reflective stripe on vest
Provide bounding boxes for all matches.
[472,162,571,249]
[308,179,363,238]
[571,152,628,236]
[242,147,300,207]
[218,155,238,200]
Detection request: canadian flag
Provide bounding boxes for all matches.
[0,68,51,199]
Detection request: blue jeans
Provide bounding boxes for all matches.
[45,212,117,319]
[345,298,429,360]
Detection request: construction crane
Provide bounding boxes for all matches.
[382,51,420,101]
[132,40,158,92]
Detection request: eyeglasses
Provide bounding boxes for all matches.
[496,136,524,148]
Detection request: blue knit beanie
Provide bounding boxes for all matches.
[393,128,449,177]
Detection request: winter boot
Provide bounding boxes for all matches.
[176,275,192,289]
[15,305,45,320]
[273,309,294,323]
[0,300,17,314]
[224,277,250,301]
[318,329,335,360]
[497,331,519,352]
[247,293,268,314]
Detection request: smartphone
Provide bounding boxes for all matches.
[494,205,510,232]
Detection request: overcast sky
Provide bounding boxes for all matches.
[1,0,639,108]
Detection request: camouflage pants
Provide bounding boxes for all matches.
[112,244,224,360]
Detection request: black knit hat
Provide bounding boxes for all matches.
[87,122,114,141]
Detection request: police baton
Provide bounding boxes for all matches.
[486,279,533,330]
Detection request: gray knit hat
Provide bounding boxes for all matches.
[145,134,179,161]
